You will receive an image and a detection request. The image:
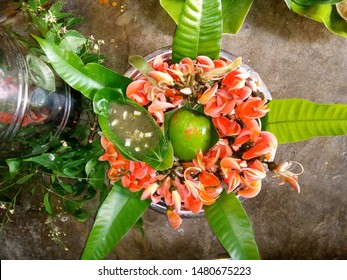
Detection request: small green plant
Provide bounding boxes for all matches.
[0,0,108,226]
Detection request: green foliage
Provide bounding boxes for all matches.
[160,0,347,37]
[205,192,261,260]
[10,0,345,262]
[287,1,347,37]
[81,182,150,260]
[34,36,132,100]
[0,122,108,224]
[172,0,223,62]
[94,88,174,170]
[221,0,254,34]
[262,99,347,143]
[294,0,343,4]
[160,0,254,34]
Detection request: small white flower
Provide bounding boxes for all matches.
[60,26,67,34]
[48,154,55,161]
[61,140,68,147]
[43,11,57,24]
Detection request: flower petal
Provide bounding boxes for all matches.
[167,209,182,229]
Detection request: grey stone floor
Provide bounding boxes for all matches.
[0,0,346,259]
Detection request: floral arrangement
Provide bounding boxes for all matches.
[0,0,346,260]
[97,52,301,229]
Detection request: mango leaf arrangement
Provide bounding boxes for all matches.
[9,0,347,260]
[161,0,347,37]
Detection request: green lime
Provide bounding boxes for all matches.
[168,108,213,161]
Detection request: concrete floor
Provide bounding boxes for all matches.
[0,0,346,259]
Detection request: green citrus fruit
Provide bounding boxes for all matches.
[168,108,213,161]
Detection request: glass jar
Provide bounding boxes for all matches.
[0,28,81,159]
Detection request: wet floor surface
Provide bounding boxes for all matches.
[0,0,346,259]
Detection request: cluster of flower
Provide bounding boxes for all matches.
[99,55,302,228]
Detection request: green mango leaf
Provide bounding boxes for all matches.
[262,99,347,144]
[95,88,173,170]
[204,191,261,260]
[294,0,343,5]
[172,0,223,62]
[160,0,254,34]
[81,182,150,260]
[159,0,184,24]
[290,2,347,37]
[34,36,132,99]
[221,0,254,34]
[284,0,292,9]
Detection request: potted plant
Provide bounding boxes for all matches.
[1,0,346,260]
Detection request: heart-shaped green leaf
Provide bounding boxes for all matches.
[81,181,150,260]
[205,191,261,260]
[34,36,132,99]
[95,88,173,170]
[172,0,223,62]
[262,99,347,144]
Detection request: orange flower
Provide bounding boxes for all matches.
[148,98,175,123]
[220,157,242,192]
[126,79,150,106]
[243,131,278,161]
[147,70,174,87]
[238,178,262,198]
[141,182,162,203]
[273,161,303,193]
[232,128,252,151]
[121,161,155,192]
[196,55,215,71]
[242,160,266,183]
[212,115,241,137]
[235,97,269,140]
[198,83,218,105]
[222,68,248,90]
[235,97,269,120]
[183,167,219,212]
[151,55,169,71]
[227,86,252,101]
[99,136,130,174]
